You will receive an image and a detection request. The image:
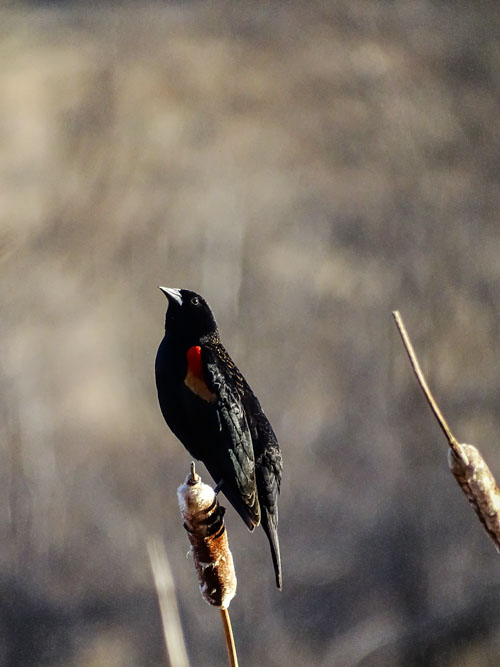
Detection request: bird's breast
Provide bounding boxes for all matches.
[184,346,217,403]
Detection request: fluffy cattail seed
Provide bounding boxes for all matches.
[448,444,500,550]
[177,463,237,609]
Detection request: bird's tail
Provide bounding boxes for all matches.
[261,507,282,590]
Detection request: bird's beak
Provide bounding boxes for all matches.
[158,286,183,305]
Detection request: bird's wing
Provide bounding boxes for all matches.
[200,345,260,527]
[241,390,283,587]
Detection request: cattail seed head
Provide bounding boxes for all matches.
[448,443,500,551]
[177,463,237,609]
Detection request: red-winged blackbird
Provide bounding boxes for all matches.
[155,287,282,589]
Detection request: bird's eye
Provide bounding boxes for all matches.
[191,296,200,306]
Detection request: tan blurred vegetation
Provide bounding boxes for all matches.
[0,1,499,665]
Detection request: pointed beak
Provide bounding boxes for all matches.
[158,286,183,305]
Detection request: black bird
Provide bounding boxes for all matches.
[155,287,282,589]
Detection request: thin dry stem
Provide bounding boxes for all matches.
[147,538,190,667]
[392,310,463,459]
[220,608,238,667]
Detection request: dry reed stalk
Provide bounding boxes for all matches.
[393,310,500,551]
[178,463,238,666]
[147,538,190,667]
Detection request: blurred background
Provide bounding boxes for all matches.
[1,1,499,665]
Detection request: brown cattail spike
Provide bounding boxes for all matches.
[448,444,500,551]
[177,465,237,609]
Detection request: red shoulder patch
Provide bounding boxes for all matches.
[186,346,203,380]
[184,346,216,403]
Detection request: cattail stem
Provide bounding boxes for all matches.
[220,608,238,667]
[393,310,500,552]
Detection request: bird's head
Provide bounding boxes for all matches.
[159,287,218,345]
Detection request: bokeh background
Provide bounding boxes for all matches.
[1,1,499,665]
